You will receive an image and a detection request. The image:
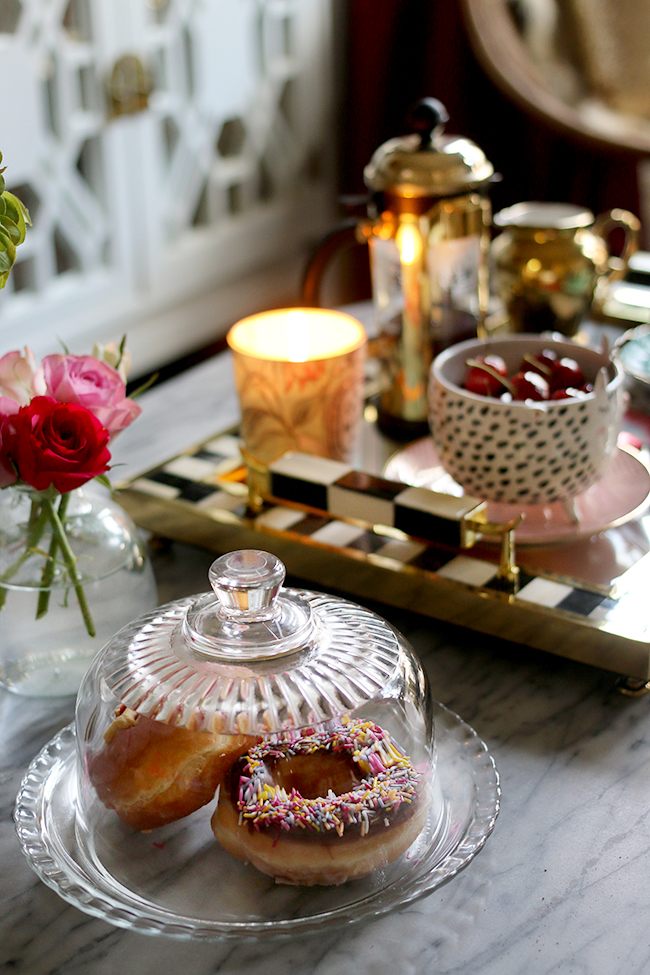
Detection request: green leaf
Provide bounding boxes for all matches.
[3,194,20,222]
[0,174,5,195]
[0,215,21,245]
[3,192,28,242]
[95,473,113,490]
[0,271,9,289]
[0,229,16,270]
[0,224,15,249]
[115,334,127,371]
[4,190,31,228]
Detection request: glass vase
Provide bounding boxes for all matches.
[0,482,157,697]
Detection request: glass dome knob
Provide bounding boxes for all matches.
[208,550,285,620]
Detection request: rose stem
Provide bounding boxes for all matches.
[44,496,96,638]
[0,498,50,610]
[36,492,70,620]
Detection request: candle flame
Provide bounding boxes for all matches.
[396,222,423,266]
[285,311,309,362]
[227,309,366,362]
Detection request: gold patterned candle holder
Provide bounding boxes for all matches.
[227,308,367,465]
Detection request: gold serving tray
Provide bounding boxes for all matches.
[116,420,650,684]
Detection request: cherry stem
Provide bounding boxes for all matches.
[465,358,515,395]
[522,353,552,377]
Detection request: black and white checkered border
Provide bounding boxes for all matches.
[268,453,485,549]
[125,437,648,641]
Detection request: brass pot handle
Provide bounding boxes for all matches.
[300,219,372,307]
[592,208,641,285]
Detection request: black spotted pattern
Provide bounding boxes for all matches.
[431,385,615,505]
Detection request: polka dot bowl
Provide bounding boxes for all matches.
[429,334,625,506]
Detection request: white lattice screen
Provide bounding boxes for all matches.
[0,0,336,373]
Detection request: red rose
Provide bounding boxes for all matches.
[4,396,111,493]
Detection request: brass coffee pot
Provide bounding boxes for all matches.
[362,99,494,437]
[490,202,641,336]
[302,99,495,439]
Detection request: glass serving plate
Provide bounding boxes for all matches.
[14,701,499,941]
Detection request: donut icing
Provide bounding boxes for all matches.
[237,716,420,838]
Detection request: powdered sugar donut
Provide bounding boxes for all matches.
[90,707,258,831]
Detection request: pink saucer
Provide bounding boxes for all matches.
[384,439,650,545]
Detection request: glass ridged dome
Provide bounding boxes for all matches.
[73,550,438,898]
[90,549,426,735]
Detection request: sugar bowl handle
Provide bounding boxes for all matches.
[592,208,641,285]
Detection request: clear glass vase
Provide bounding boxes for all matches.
[0,482,157,697]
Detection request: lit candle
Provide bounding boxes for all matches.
[394,216,431,423]
[227,308,366,464]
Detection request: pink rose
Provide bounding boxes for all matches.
[0,396,20,486]
[42,354,141,438]
[0,348,46,404]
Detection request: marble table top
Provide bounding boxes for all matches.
[2,344,650,975]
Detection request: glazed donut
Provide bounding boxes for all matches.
[90,707,258,831]
[212,716,430,885]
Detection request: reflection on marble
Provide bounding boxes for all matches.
[3,348,650,975]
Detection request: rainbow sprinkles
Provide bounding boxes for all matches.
[235,716,421,838]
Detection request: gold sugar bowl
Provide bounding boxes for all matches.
[490,202,640,336]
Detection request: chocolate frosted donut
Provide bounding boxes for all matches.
[212,716,430,885]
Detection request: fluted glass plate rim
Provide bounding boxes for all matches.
[14,702,500,941]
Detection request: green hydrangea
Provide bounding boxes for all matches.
[0,152,32,290]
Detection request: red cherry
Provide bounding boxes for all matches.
[464,355,509,397]
[551,386,583,400]
[552,357,584,390]
[537,348,558,370]
[511,371,550,401]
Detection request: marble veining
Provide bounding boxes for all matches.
[2,352,650,975]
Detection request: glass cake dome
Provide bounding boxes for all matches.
[15,548,501,939]
[73,549,441,897]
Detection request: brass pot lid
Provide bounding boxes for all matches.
[363,98,494,199]
[494,202,595,230]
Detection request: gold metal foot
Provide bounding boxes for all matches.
[241,448,269,514]
[616,676,650,696]
[468,514,522,590]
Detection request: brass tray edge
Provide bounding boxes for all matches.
[117,487,650,681]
